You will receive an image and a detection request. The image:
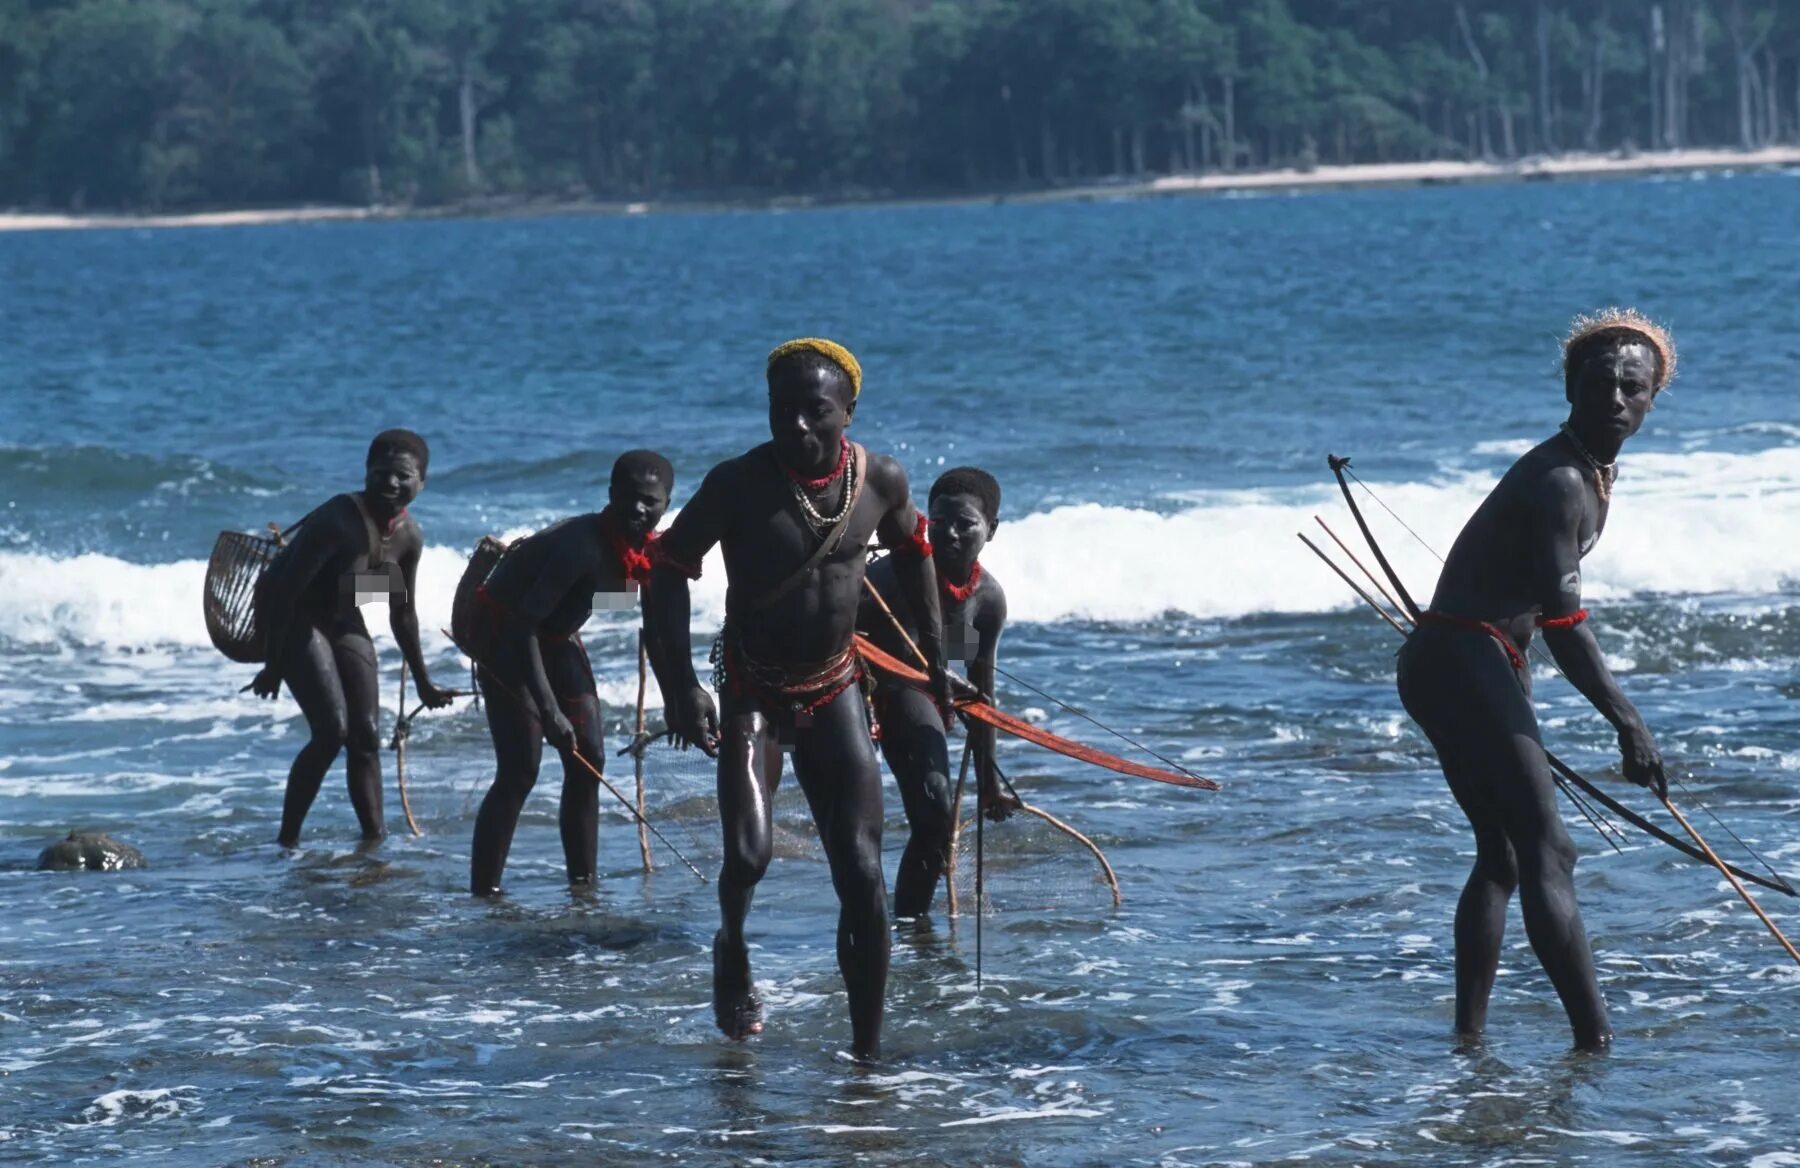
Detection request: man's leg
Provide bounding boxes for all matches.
[470,666,546,895]
[1403,632,1609,1050]
[332,628,386,841]
[277,626,349,847]
[714,701,781,1040]
[793,684,891,1060]
[1441,778,1520,1042]
[1494,732,1611,1051]
[877,686,954,920]
[548,638,604,887]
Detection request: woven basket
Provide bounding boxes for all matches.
[450,535,512,660]
[204,529,283,663]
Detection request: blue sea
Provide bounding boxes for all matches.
[3,174,1799,1166]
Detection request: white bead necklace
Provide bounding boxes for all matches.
[790,450,857,532]
[1559,423,1616,503]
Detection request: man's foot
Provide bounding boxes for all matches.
[892,893,935,922]
[893,911,937,937]
[1572,1030,1614,1055]
[713,934,763,1041]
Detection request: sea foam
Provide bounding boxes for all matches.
[2,446,1797,649]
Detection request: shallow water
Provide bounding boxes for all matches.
[3,174,1799,1165]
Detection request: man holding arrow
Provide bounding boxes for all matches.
[1394,308,1675,1052]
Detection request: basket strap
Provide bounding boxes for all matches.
[348,492,387,568]
[270,504,318,549]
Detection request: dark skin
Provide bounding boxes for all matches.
[469,470,670,895]
[646,361,949,1061]
[1396,338,1666,1053]
[251,449,453,846]
[859,490,1019,920]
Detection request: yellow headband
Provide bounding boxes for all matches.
[768,337,862,399]
[1563,308,1677,391]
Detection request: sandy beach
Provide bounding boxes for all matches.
[0,204,383,232]
[1143,144,1800,196]
[2,146,1795,232]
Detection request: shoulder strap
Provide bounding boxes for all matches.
[268,503,320,548]
[346,492,387,568]
[739,442,867,615]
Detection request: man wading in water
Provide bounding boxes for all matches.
[252,429,454,846]
[464,451,672,895]
[646,338,949,1060]
[1396,309,1675,1051]
[859,466,1019,922]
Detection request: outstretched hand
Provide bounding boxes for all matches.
[544,709,577,755]
[250,665,282,700]
[979,781,1022,822]
[415,679,456,710]
[928,661,956,728]
[1619,721,1667,800]
[667,685,720,757]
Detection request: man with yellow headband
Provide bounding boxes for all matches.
[646,337,950,1061]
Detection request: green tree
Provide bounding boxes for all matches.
[550,0,659,194]
[1,0,1795,211]
[0,0,49,201]
[35,0,190,207]
[1236,0,1323,167]
[296,0,447,204]
[169,0,315,203]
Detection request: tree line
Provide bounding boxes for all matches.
[1,0,1796,212]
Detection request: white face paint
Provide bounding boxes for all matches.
[1579,530,1598,556]
[1560,569,1582,599]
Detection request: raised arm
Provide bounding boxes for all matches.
[645,463,731,755]
[871,458,949,714]
[1531,467,1664,796]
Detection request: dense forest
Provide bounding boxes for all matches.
[1,0,1796,211]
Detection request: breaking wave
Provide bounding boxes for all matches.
[3,446,1797,648]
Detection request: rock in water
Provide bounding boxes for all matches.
[36,832,145,872]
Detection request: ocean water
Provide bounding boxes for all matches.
[3,173,1799,1166]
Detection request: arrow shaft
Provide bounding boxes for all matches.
[1662,794,1800,965]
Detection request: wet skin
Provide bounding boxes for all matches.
[252,449,453,847]
[859,491,1018,920]
[646,362,950,1060]
[1396,339,1666,1052]
[469,470,670,895]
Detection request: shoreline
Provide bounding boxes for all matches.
[3,146,1796,233]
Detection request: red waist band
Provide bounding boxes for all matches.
[1417,610,1526,671]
